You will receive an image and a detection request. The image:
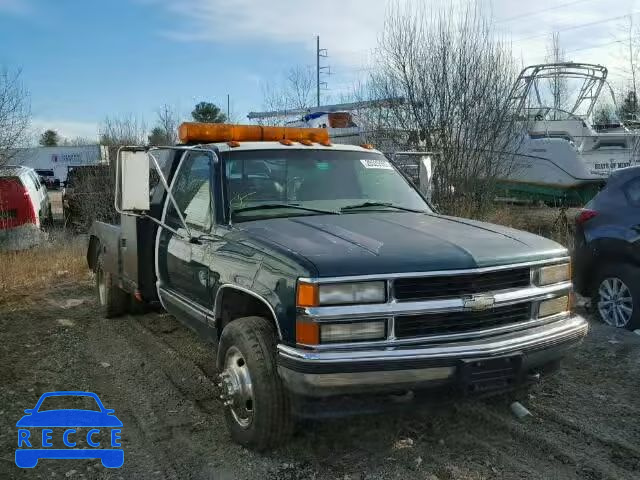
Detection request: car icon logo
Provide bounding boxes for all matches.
[15,391,123,469]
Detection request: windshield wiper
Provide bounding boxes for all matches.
[340,202,425,213]
[232,203,338,216]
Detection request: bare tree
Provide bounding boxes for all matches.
[363,2,523,214]
[0,67,30,165]
[545,33,569,119]
[99,115,147,156]
[60,136,96,146]
[260,66,316,125]
[148,104,179,145]
[157,104,179,144]
[592,102,617,126]
[618,14,640,101]
[77,115,149,229]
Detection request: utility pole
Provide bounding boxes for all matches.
[227,94,230,121]
[316,36,329,107]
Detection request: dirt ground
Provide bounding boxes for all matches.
[1,281,639,480]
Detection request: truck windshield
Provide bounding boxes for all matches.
[224,149,430,222]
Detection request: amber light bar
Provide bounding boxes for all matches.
[178,122,330,144]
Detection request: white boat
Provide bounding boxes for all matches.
[498,63,640,204]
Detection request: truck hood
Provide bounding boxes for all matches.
[237,212,567,277]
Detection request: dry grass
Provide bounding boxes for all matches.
[0,233,90,306]
[470,205,578,249]
[441,199,577,248]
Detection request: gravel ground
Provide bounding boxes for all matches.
[1,282,639,480]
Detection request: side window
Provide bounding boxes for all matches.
[22,173,36,192]
[29,172,41,190]
[166,152,214,231]
[624,177,640,206]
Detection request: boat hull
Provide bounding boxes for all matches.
[495,178,604,206]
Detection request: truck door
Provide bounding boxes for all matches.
[157,150,218,323]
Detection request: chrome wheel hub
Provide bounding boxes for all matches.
[598,277,633,328]
[218,346,254,428]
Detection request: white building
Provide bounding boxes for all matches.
[11,145,106,183]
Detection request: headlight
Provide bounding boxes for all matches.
[320,321,386,343]
[319,281,386,305]
[296,281,386,307]
[535,263,571,286]
[538,296,570,318]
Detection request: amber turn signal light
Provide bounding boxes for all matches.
[296,320,319,345]
[296,282,318,307]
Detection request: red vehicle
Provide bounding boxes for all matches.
[0,166,51,249]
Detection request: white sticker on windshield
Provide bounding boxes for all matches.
[360,158,393,170]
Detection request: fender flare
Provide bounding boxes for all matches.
[213,284,283,340]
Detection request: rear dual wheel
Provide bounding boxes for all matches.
[95,253,129,318]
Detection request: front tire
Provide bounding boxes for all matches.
[95,253,129,318]
[216,316,293,450]
[593,263,639,330]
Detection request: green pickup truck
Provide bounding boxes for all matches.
[87,124,588,450]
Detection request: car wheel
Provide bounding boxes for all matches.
[96,253,129,318]
[216,316,293,450]
[593,264,639,330]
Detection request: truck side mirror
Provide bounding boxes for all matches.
[118,150,150,212]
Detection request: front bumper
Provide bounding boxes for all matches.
[277,315,588,397]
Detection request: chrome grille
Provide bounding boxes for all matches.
[393,267,531,302]
[394,303,532,338]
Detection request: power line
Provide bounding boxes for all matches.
[495,0,596,24]
[511,12,636,44]
[565,38,626,53]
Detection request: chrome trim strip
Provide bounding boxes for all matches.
[296,312,571,351]
[159,287,213,325]
[301,282,571,320]
[285,367,457,387]
[278,315,588,364]
[213,284,283,340]
[297,256,570,283]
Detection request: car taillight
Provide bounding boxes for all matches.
[576,209,598,225]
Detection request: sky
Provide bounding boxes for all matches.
[0,0,638,142]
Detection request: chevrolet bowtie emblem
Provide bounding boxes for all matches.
[463,294,496,311]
